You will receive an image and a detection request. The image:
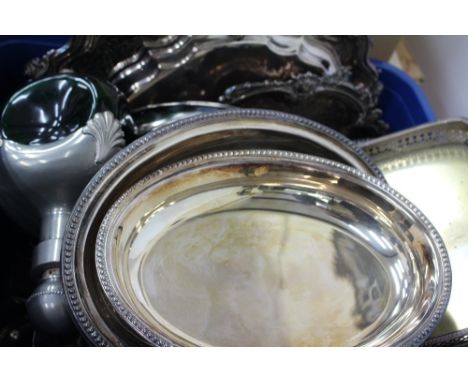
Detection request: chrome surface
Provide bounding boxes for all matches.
[96,150,450,346]
[0,111,124,268]
[130,101,230,137]
[0,75,126,334]
[362,119,468,346]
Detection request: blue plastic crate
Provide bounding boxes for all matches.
[0,36,69,108]
[373,59,436,132]
[0,37,436,133]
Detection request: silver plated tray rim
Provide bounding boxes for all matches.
[125,108,385,180]
[361,118,468,347]
[129,100,232,113]
[360,118,468,154]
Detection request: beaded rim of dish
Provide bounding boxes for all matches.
[65,151,450,346]
[62,110,449,346]
[363,119,468,347]
[93,149,450,347]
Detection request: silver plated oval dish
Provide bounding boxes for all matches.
[362,119,468,346]
[62,109,385,346]
[63,146,450,346]
[93,150,451,347]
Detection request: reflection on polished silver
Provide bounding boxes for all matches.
[362,119,468,346]
[61,109,386,346]
[25,36,386,138]
[0,92,125,335]
[95,150,450,346]
[0,111,124,267]
[129,101,231,138]
[61,132,449,346]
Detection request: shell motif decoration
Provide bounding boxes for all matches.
[83,111,125,164]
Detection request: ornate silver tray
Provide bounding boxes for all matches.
[26,36,387,138]
[361,119,468,346]
[26,36,381,104]
[61,110,387,345]
[93,150,450,346]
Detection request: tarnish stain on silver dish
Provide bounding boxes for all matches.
[93,150,450,346]
[61,111,423,346]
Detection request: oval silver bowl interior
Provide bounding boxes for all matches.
[94,150,451,347]
[62,109,386,346]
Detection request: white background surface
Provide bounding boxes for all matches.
[406,36,468,119]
